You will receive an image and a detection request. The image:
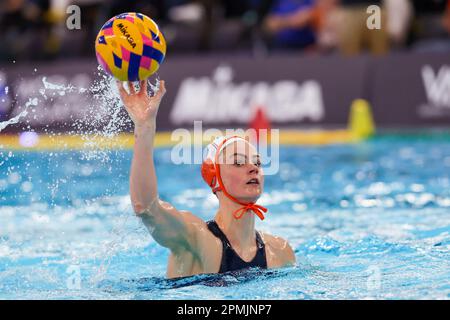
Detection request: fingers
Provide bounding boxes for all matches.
[127,81,136,94]
[139,80,147,96]
[160,80,166,94]
[116,80,137,98]
[116,80,135,114]
[117,79,165,100]
[155,80,166,99]
[116,80,127,98]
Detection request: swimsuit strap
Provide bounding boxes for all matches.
[206,220,267,273]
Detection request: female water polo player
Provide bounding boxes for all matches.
[117,80,296,278]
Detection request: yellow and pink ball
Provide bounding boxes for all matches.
[95,12,166,81]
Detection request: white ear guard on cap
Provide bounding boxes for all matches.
[200,135,268,220]
[202,136,248,191]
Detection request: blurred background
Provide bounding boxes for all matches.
[0,0,449,134]
[0,0,449,60]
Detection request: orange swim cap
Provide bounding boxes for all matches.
[201,136,268,220]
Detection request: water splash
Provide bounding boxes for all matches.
[89,212,133,286]
[0,97,38,132]
[1,67,164,296]
[41,76,87,94]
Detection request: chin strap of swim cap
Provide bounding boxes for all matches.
[232,202,268,220]
[213,136,268,221]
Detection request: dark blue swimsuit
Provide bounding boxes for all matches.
[206,220,267,273]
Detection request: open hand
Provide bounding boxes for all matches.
[117,80,166,127]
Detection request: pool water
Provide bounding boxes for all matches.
[0,139,449,299]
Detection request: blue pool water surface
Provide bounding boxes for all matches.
[0,139,449,299]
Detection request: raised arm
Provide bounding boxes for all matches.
[117,80,202,254]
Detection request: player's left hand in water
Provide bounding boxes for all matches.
[116,80,166,127]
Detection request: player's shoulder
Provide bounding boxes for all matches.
[260,232,290,250]
[260,232,296,265]
[154,199,209,243]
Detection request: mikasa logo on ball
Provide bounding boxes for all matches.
[95,13,166,81]
[116,23,137,49]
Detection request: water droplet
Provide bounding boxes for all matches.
[7,172,21,184]
[21,181,33,192]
